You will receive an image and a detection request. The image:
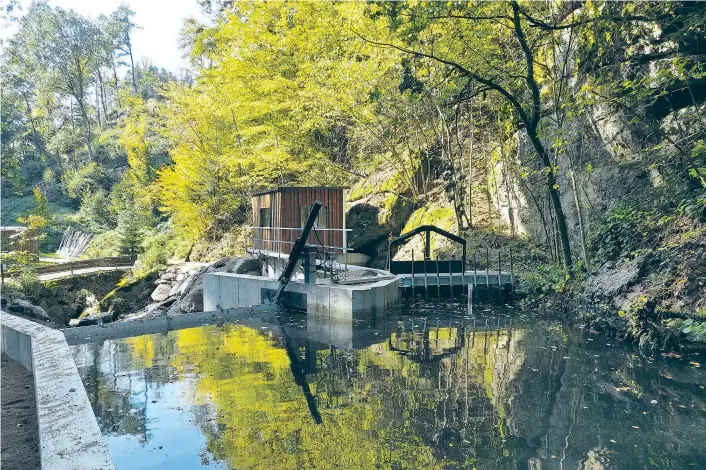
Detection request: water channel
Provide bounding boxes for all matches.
[71,298,706,469]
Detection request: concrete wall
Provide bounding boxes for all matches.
[1,313,114,470]
[204,272,400,321]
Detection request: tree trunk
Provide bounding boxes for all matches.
[466,103,474,229]
[527,131,573,269]
[127,37,137,93]
[21,92,46,160]
[76,97,93,162]
[570,169,589,268]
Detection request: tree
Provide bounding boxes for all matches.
[360,1,576,268]
[108,4,138,93]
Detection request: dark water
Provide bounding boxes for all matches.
[71,299,706,469]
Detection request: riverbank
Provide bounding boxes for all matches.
[1,354,40,470]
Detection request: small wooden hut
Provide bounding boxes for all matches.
[251,186,347,254]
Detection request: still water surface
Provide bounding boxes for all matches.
[71,299,706,469]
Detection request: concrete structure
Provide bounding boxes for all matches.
[1,313,114,470]
[203,272,400,320]
[63,304,277,346]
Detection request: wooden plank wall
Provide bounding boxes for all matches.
[251,188,344,254]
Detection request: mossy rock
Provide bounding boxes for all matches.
[347,195,413,250]
[395,204,459,260]
[99,271,160,318]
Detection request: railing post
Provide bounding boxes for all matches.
[473,253,477,287]
[509,246,514,289]
[436,257,441,297]
[411,250,415,294]
[423,256,428,292]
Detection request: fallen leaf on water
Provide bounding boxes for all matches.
[690,361,701,368]
[650,400,658,404]
[632,426,640,429]
[615,386,631,392]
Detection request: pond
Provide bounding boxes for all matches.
[71,298,706,469]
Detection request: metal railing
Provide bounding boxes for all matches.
[251,226,353,283]
[251,226,351,253]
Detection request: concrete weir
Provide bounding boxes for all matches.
[1,312,114,470]
[204,272,400,319]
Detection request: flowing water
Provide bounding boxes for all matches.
[56,226,93,258]
[71,299,706,469]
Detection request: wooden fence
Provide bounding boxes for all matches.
[34,255,137,275]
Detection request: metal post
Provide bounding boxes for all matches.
[485,247,490,287]
[436,257,441,297]
[275,201,322,302]
[423,256,428,292]
[498,251,502,286]
[304,251,316,285]
[473,253,477,287]
[411,249,415,294]
[343,189,348,281]
[468,284,473,315]
[449,265,453,298]
[509,246,514,289]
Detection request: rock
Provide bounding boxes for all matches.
[176,273,186,282]
[154,279,171,286]
[151,284,173,302]
[346,190,413,251]
[5,298,50,321]
[168,280,185,298]
[177,267,208,299]
[161,272,177,281]
[169,287,203,314]
[233,258,261,274]
[75,313,112,327]
[146,297,177,314]
[588,258,642,298]
[210,258,229,269]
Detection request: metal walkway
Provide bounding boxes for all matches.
[398,270,513,289]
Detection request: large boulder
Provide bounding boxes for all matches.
[163,257,260,315]
[150,283,173,302]
[3,298,50,321]
[346,170,415,252]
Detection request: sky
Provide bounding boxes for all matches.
[2,0,208,73]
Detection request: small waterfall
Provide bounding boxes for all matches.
[57,227,93,259]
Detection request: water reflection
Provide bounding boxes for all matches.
[72,303,706,469]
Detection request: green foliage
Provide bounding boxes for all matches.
[74,189,113,232]
[116,210,144,257]
[82,230,122,259]
[133,224,183,276]
[63,163,111,202]
[518,263,571,295]
[679,318,706,336]
[589,208,654,262]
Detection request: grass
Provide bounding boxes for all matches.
[1,195,76,226]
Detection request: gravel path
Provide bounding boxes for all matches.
[1,354,40,470]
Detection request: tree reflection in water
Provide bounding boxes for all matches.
[72,305,706,470]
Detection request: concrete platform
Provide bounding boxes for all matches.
[203,272,400,320]
[1,312,114,470]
